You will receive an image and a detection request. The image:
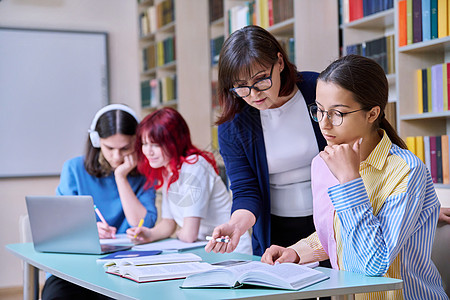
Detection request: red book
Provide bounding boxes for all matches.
[398,0,407,46]
[349,0,364,22]
[430,136,437,183]
[268,0,274,26]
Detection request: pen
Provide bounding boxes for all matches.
[206,236,230,243]
[94,205,108,225]
[134,218,144,238]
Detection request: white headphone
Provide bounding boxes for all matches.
[88,104,140,148]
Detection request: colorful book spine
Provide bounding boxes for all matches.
[412,0,423,43]
[416,135,425,163]
[406,136,417,154]
[417,69,423,113]
[399,0,408,46]
[424,136,431,175]
[437,0,448,38]
[429,136,437,183]
[422,68,428,112]
[427,67,432,112]
[407,0,413,44]
[442,135,449,184]
[444,63,449,111]
[422,0,431,41]
[431,0,438,39]
[431,64,443,112]
[436,135,443,183]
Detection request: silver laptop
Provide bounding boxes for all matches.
[26,195,132,254]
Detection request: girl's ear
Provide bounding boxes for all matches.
[367,106,381,124]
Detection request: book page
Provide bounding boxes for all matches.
[118,262,217,282]
[132,239,207,251]
[238,262,328,290]
[104,252,202,267]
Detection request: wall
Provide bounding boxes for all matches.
[0,0,140,288]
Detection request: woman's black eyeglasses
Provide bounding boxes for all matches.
[230,64,274,98]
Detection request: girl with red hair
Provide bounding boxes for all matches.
[127,107,251,254]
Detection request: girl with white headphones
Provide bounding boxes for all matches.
[42,104,157,300]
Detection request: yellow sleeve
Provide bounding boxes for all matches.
[288,231,329,263]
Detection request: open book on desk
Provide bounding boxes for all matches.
[104,252,217,283]
[181,261,329,290]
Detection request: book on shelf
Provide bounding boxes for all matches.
[422,0,431,41]
[401,0,448,45]
[413,0,423,43]
[417,69,423,113]
[407,0,413,44]
[431,0,438,39]
[210,35,224,66]
[442,135,449,184]
[416,136,425,163]
[181,260,328,290]
[405,135,450,184]
[436,135,443,183]
[346,35,394,75]
[437,0,448,38]
[209,0,224,23]
[416,63,449,114]
[399,0,407,46]
[343,0,393,23]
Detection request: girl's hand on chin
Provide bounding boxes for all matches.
[320,138,361,184]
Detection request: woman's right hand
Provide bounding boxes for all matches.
[97,222,117,239]
[204,222,241,253]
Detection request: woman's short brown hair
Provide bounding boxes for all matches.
[216,25,299,125]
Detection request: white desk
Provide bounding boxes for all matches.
[6,243,403,300]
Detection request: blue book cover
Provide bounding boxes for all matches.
[431,64,443,112]
[97,250,162,261]
[422,0,431,41]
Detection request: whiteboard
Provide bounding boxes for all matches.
[0,28,109,177]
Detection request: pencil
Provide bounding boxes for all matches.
[134,218,144,238]
[94,205,108,225]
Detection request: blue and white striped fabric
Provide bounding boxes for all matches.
[329,131,448,299]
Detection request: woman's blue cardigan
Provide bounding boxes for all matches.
[218,72,327,256]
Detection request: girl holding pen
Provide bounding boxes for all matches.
[126,107,252,254]
[42,104,157,300]
[261,55,448,299]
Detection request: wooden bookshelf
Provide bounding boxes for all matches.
[340,0,450,188]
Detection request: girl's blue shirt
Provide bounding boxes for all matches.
[56,156,157,233]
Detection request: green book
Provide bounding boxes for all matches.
[407,0,413,44]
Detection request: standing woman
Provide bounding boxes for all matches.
[205,25,326,256]
[42,104,157,300]
[127,108,252,254]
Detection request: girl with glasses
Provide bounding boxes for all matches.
[261,55,447,299]
[205,25,327,257]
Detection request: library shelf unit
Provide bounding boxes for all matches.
[138,0,212,149]
[341,7,398,129]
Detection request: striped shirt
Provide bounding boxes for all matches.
[291,130,448,299]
